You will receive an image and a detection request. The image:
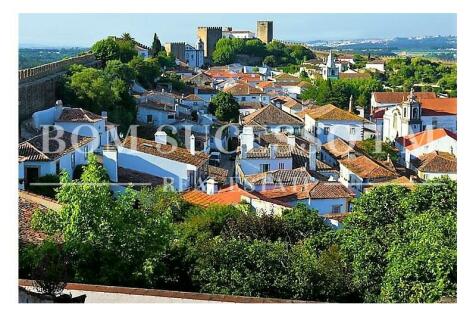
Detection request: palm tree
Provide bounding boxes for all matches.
[121,33,134,41]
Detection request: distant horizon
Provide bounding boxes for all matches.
[19,13,456,48]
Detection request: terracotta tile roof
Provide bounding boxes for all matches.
[370,176,416,189]
[208,165,229,184]
[283,99,303,110]
[300,104,364,121]
[322,138,355,160]
[257,81,274,89]
[258,181,354,202]
[273,73,300,83]
[258,133,289,146]
[290,144,335,172]
[205,69,239,79]
[339,72,371,80]
[270,95,295,104]
[238,73,262,82]
[372,91,437,104]
[396,128,457,151]
[340,155,398,179]
[239,102,265,110]
[246,144,293,159]
[183,184,292,208]
[223,82,263,95]
[413,151,457,174]
[19,196,49,245]
[121,136,209,167]
[372,108,386,119]
[117,167,164,187]
[241,105,303,126]
[245,167,314,186]
[420,98,457,116]
[57,108,103,123]
[19,130,94,162]
[183,94,205,102]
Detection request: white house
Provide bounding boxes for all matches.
[420,98,457,132]
[301,104,365,145]
[320,138,357,168]
[339,155,398,197]
[241,104,304,135]
[136,101,176,126]
[193,86,219,102]
[180,94,208,112]
[103,135,209,192]
[395,128,457,169]
[258,181,354,215]
[135,45,149,58]
[322,50,339,80]
[184,40,205,68]
[365,60,385,72]
[382,90,423,142]
[32,100,119,150]
[18,129,94,189]
[223,82,270,105]
[411,151,457,181]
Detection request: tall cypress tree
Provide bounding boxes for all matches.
[151,33,162,57]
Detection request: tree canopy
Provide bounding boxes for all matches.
[208,91,240,122]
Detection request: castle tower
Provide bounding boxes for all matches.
[196,38,204,51]
[257,21,273,43]
[164,42,186,61]
[197,26,223,62]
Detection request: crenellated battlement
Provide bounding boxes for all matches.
[18,53,98,82]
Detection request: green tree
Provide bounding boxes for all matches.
[104,59,137,83]
[151,33,162,57]
[209,91,240,122]
[380,209,456,303]
[91,37,121,64]
[128,56,161,89]
[31,155,174,287]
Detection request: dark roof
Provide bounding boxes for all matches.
[245,167,314,186]
[208,165,229,184]
[121,136,209,167]
[57,108,103,123]
[242,105,303,126]
[246,144,293,159]
[117,167,165,188]
[138,101,176,112]
[258,181,354,202]
[19,130,94,162]
[413,151,456,174]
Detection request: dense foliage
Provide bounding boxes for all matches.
[301,77,383,111]
[208,91,240,122]
[384,57,457,95]
[355,139,398,162]
[19,48,88,69]
[212,38,314,66]
[21,159,456,303]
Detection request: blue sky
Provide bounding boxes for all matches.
[19,13,457,48]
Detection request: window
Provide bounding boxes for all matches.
[84,146,88,160]
[55,160,60,175]
[260,164,270,173]
[412,107,419,119]
[167,113,175,120]
[278,163,285,169]
[403,107,407,118]
[187,170,196,187]
[252,96,257,100]
[324,127,330,135]
[146,114,153,123]
[71,153,75,168]
[280,126,287,133]
[350,127,355,135]
[332,205,342,213]
[432,117,438,128]
[241,97,246,101]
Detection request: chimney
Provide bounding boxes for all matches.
[154,130,167,145]
[309,144,317,171]
[161,88,165,94]
[189,134,196,155]
[241,126,254,151]
[241,144,248,159]
[387,153,391,163]
[102,146,118,182]
[206,178,218,195]
[348,95,353,113]
[287,134,296,148]
[101,111,108,122]
[54,100,63,120]
[269,144,278,159]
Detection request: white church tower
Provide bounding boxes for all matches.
[322,50,339,80]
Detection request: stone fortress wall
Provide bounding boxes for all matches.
[18,53,100,121]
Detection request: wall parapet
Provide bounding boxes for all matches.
[18,53,98,83]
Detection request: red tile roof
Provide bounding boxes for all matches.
[299,104,363,121]
[396,128,457,151]
[57,108,103,123]
[413,151,457,174]
[241,105,303,126]
[340,155,398,179]
[420,98,457,116]
[223,82,263,95]
[372,91,437,104]
[259,181,354,202]
[204,69,239,79]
